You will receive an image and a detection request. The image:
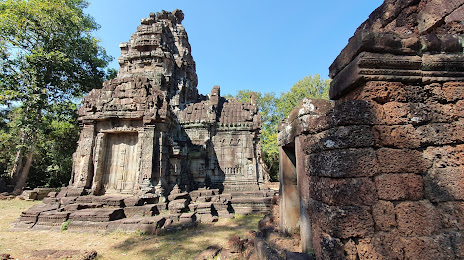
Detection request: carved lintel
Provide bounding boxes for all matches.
[330,52,464,100]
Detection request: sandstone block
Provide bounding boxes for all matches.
[372,201,396,232]
[343,239,358,260]
[373,124,420,148]
[437,202,464,230]
[427,103,462,123]
[418,0,463,33]
[401,234,454,259]
[69,208,124,222]
[36,211,70,226]
[424,145,464,168]
[310,223,344,260]
[168,199,188,213]
[304,125,374,153]
[60,196,77,206]
[124,205,158,218]
[441,82,464,102]
[104,197,125,207]
[376,148,430,174]
[424,167,464,202]
[308,148,377,177]
[331,100,378,126]
[167,192,189,201]
[42,197,59,204]
[356,81,408,104]
[378,102,411,125]
[310,176,377,206]
[375,173,424,201]
[197,214,218,223]
[63,203,103,212]
[123,196,144,207]
[279,114,330,146]
[357,231,404,260]
[450,231,464,258]
[75,196,94,204]
[294,114,332,136]
[417,121,464,146]
[67,220,109,231]
[379,102,436,126]
[395,200,441,237]
[309,200,374,239]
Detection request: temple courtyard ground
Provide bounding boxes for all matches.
[0,199,262,259]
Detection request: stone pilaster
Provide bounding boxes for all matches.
[71,123,96,189]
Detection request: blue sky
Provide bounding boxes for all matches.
[86,0,384,96]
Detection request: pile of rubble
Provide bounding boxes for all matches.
[14,185,275,233]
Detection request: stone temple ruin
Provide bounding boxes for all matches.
[279,0,464,259]
[15,10,273,232]
[13,1,464,258]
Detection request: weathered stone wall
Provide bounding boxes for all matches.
[279,0,464,258]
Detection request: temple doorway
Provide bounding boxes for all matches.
[101,132,140,194]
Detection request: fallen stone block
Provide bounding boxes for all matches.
[36,211,70,226]
[60,196,77,206]
[19,204,59,224]
[124,196,144,207]
[197,214,218,223]
[124,205,158,218]
[168,199,188,213]
[42,197,59,204]
[70,208,124,222]
[168,192,189,201]
[67,221,109,231]
[63,203,104,212]
[254,237,283,260]
[19,190,37,201]
[196,245,222,260]
[217,210,234,219]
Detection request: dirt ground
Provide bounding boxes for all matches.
[0,199,262,260]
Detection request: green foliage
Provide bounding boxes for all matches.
[61,220,70,231]
[105,68,118,80]
[1,104,79,188]
[135,229,147,236]
[28,103,80,187]
[0,0,111,189]
[227,74,330,181]
[276,74,330,117]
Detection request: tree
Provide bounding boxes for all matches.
[0,0,111,193]
[276,74,330,117]
[227,74,330,181]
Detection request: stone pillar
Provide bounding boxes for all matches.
[139,126,155,182]
[295,135,312,252]
[278,98,332,252]
[90,132,106,195]
[279,144,300,234]
[155,127,169,188]
[71,123,96,189]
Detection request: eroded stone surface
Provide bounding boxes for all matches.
[278,0,464,258]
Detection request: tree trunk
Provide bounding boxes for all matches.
[13,144,35,195]
[9,133,26,183]
[9,147,24,183]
